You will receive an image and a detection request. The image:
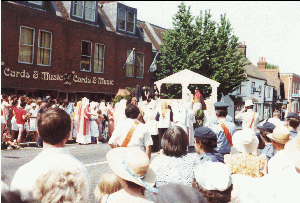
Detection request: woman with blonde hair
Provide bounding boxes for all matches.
[155,101,172,151]
[94,173,122,202]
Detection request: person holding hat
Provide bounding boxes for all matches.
[103,147,157,203]
[210,102,237,160]
[192,162,233,203]
[266,126,294,174]
[285,112,300,138]
[224,128,267,177]
[194,127,224,163]
[235,100,260,133]
[259,122,276,163]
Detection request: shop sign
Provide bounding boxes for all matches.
[3,68,114,86]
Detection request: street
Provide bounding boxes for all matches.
[1,142,167,202]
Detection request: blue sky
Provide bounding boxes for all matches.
[123,1,300,76]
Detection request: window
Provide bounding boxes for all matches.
[37,30,52,66]
[81,41,92,71]
[236,87,241,95]
[136,53,144,78]
[251,82,255,94]
[28,1,42,5]
[19,26,35,64]
[72,1,96,22]
[267,87,270,98]
[94,43,105,73]
[259,85,262,96]
[118,9,135,33]
[126,50,134,77]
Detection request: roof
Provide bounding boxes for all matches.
[154,69,220,87]
[258,68,282,91]
[243,59,267,81]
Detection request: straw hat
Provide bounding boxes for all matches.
[232,128,259,154]
[284,135,300,169]
[267,126,290,144]
[245,100,254,107]
[106,147,156,187]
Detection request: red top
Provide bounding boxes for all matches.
[15,108,26,124]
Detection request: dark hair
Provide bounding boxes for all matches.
[2,94,8,100]
[124,180,146,195]
[260,130,272,143]
[216,110,227,117]
[195,138,217,152]
[287,118,300,129]
[246,105,254,110]
[125,104,140,119]
[192,179,232,203]
[37,108,71,145]
[1,190,36,203]
[161,126,188,157]
[12,100,18,107]
[20,96,26,103]
[20,102,27,108]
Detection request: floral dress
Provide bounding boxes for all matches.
[224,153,267,177]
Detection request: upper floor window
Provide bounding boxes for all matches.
[118,8,135,34]
[94,43,105,73]
[72,1,96,22]
[126,50,134,77]
[18,26,35,64]
[258,85,262,96]
[37,30,52,66]
[81,41,92,72]
[236,87,241,95]
[267,87,271,98]
[251,82,255,94]
[136,53,144,78]
[28,1,42,5]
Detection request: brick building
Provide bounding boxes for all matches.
[1,1,153,102]
[280,73,300,114]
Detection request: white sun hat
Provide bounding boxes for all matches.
[106,147,157,193]
[244,100,254,107]
[232,128,259,154]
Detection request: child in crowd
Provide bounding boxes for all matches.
[94,173,122,202]
[2,127,18,150]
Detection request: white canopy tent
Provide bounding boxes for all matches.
[154,69,220,113]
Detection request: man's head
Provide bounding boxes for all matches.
[267,126,290,151]
[244,100,254,110]
[194,127,217,153]
[20,102,27,109]
[125,104,140,119]
[2,94,8,101]
[37,108,71,145]
[286,112,300,130]
[214,102,229,118]
[273,111,280,118]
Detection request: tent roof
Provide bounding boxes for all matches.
[154,69,220,87]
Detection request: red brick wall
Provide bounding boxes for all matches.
[1,2,152,95]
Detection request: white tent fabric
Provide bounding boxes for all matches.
[154,69,220,113]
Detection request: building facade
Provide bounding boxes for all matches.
[1,1,153,102]
[280,73,300,114]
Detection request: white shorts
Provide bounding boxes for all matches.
[17,124,24,131]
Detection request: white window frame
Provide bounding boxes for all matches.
[72,1,96,22]
[236,86,241,95]
[259,85,262,96]
[18,26,35,64]
[37,29,52,66]
[80,40,92,72]
[118,8,135,34]
[251,82,255,94]
[136,52,144,78]
[28,1,43,5]
[94,43,105,73]
[126,50,135,77]
[72,1,84,18]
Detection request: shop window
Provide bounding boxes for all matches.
[37,30,52,66]
[19,26,35,64]
[126,50,134,77]
[72,1,97,22]
[94,43,105,73]
[136,52,144,78]
[81,41,92,72]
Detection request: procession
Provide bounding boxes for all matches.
[2,1,300,203]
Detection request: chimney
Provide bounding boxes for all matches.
[257,57,267,69]
[238,41,246,57]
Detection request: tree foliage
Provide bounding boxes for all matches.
[156,2,248,100]
[266,63,278,69]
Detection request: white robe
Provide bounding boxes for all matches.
[77,103,91,144]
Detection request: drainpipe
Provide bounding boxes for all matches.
[287,76,292,115]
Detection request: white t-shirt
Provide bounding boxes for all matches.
[268,150,295,174]
[109,118,153,151]
[10,147,90,201]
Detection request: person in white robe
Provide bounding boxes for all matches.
[89,102,99,143]
[186,102,196,147]
[77,98,91,145]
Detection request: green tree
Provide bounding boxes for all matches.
[156,2,248,100]
[266,64,278,69]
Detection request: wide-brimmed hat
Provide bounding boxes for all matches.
[194,162,232,192]
[284,135,300,169]
[267,126,290,144]
[106,147,156,188]
[232,128,259,153]
[245,100,254,107]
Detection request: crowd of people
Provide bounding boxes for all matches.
[1,85,300,202]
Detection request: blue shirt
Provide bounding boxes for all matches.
[198,152,224,163]
[290,130,298,138]
[260,144,276,163]
[210,119,237,154]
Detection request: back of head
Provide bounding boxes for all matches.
[33,169,87,203]
[161,126,188,157]
[1,190,36,203]
[125,104,140,119]
[37,108,71,145]
[94,173,121,201]
[156,183,207,203]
